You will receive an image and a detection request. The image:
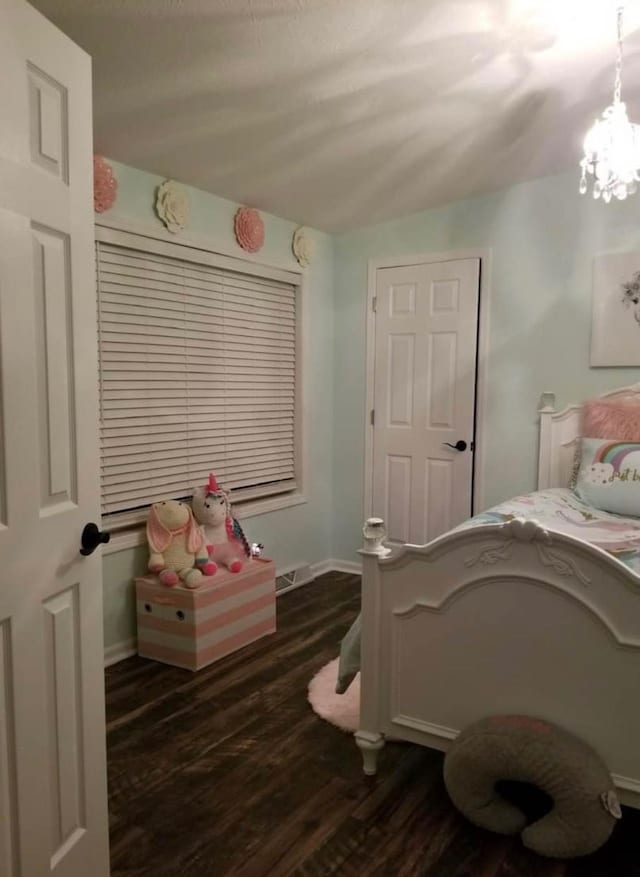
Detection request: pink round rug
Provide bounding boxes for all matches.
[308,657,360,733]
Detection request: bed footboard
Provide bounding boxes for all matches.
[357,517,640,808]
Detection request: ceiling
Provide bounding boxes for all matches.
[30,0,640,232]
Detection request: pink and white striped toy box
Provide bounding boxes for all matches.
[135,559,276,671]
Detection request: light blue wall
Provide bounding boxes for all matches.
[332,170,640,562]
[103,160,640,651]
[102,160,335,651]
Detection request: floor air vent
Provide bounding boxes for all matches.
[275,563,314,595]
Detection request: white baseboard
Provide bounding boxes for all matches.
[279,558,361,587]
[104,638,137,667]
[103,558,361,667]
[321,558,362,576]
[309,558,334,578]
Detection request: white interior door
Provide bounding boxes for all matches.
[0,2,109,876]
[372,259,480,545]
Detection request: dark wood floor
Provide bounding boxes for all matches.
[106,572,640,877]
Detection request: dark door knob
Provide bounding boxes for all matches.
[80,523,110,556]
[443,440,468,452]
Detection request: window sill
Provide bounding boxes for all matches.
[102,492,308,557]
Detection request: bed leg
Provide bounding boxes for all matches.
[355,731,385,776]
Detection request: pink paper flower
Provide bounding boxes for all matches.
[93,155,117,213]
[234,207,264,253]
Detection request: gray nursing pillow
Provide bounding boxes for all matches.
[443,716,622,859]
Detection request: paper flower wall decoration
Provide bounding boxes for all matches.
[292,226,315,267]
[234,207,264,253]
[93,155,117,213]
[155,179,190,234]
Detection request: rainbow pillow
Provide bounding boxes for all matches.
[576,437,640,517]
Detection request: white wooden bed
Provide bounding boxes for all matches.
[356,384,640,809]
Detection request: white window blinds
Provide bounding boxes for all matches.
[96,238,298,516]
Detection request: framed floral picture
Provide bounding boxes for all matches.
[591,251,640,366]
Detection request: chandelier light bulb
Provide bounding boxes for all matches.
[579,6,640,202]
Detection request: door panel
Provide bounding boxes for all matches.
[372,259,480,545]
[0,620,19,877]
[390,282,416,315]
[424,458,453,542]
[386,454,412,543]
[33,225,77,510]
[0,2,109,875]
[427,332,457,428]
[387,334,414,427]
[27,62,69,180]
[44,585,84,861]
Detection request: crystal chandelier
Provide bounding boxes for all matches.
[580,6,640,202]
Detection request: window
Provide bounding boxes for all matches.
[95,227,301,521]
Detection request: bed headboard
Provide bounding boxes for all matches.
[538,382,640,489]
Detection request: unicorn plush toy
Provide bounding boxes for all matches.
[192,474,251,573]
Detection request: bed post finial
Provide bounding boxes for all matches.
[361,517,391,556]
[538,391,559,490]
[539,391,556,413]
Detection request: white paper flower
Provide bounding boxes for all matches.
[155,179,190,234]
[292,226,315,267]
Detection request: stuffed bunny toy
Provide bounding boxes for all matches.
[147,499,216,588]
[192,474,250,573]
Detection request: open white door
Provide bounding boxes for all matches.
[372,259,480,545]
[0,2,109,876]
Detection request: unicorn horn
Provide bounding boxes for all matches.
[207,473,219,493]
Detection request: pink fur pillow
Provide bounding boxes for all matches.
[583,397,640,441]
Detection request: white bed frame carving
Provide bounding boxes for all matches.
[357,383,640,809]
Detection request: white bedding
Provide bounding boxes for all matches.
[460,487,640,575]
